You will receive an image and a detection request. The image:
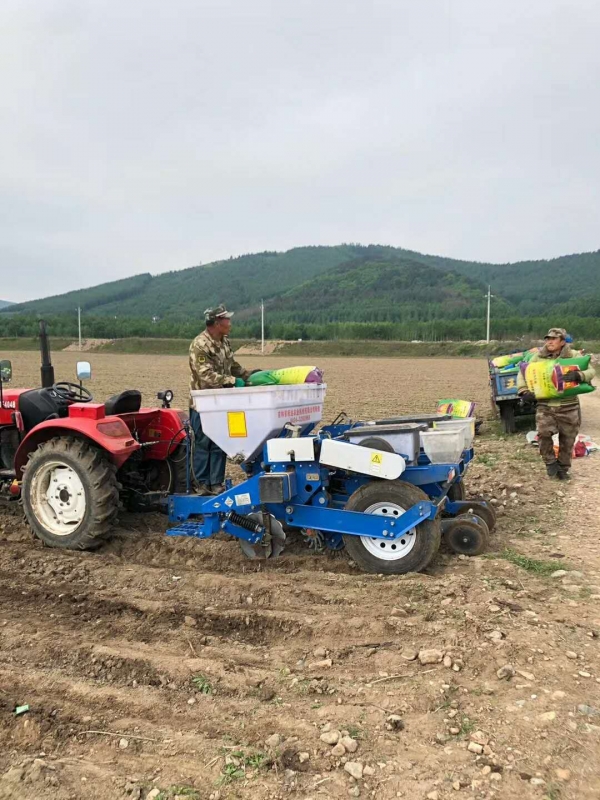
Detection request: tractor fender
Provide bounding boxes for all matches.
[14,416,140,478]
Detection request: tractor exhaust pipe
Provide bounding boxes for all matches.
[39,319,55,388]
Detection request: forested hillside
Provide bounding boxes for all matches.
[0,300,14,310]
[2,244,600,341]
[266,257,504,323]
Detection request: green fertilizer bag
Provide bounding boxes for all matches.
[523,355,595,400]
[247,366,324,386]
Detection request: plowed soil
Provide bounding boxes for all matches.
[1,353,599,800]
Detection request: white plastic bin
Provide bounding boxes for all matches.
[432,418,475,449]
[420,429,464,464]
[344,423,426,463]
[191,383,326,459]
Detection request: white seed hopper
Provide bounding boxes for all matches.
[191,383,327,460]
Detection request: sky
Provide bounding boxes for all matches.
[1,0,599,302]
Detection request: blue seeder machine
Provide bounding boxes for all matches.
[168,382,495,574]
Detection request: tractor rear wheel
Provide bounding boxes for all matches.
[22,436,119,550]
[342,480,441,575]
[140,444,189,494]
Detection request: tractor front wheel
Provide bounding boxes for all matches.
[343,480,441,575]
[22,436,119,549]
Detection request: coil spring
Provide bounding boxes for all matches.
[226,511,263,534]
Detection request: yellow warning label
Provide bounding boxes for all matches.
[227,411,247,438]
[370,452,383,465]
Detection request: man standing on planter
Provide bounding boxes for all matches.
[517,328,595,480]
[189,305,251,495]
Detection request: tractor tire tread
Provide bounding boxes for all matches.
[22,436,119,550]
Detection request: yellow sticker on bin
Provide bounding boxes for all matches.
[227,411,247,438]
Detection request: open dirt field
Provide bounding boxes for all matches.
[1,352,599,800]
[3,352,492,422]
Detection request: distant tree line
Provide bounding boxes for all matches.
[2,312,600,342]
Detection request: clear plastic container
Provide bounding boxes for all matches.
[432,418,475,449]
[344,423,426,463]
[420,429,464,464]
[191,383,326,459]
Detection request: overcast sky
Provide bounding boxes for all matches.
[1,1,599,302]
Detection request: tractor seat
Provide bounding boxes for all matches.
[18,388,69,432]
[104,390,142,416]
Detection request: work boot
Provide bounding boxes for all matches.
[195,483,215,496]
[546,462,560,479]
[210,483,226,495]
[557,467,571,481]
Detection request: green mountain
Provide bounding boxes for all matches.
[264,257,504,324]
[2,243,600,327]
[0,300,14,310]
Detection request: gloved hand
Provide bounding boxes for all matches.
[565,370,583,384]
[519,390,536,404]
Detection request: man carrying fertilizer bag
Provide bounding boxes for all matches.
[189,305,252,495]
[517,328,595,480]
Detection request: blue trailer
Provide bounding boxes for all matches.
[488,360,535,434]
[168,384,494,574]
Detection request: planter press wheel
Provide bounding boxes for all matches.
[342,480,441,575]
[443,514,489,556]
[238,513,286,560]
[461,500,497,532]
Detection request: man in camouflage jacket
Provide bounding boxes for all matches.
[189,305,251,495]
[517,328,595,480]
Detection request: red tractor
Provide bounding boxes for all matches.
[0,322,189,549]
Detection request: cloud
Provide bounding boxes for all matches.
[1,0,599,301]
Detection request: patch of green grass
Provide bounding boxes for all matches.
[345,724,365,740]
[156,787,200,800]
[457,717,476,738]
[513,448,539,463]
[544,784,562,800]
[493,548,566,576]
[218,763,246,786]
[191,674,213,694]
[245,752,269,769]
[217,749,271,786]
[293,678,313,695]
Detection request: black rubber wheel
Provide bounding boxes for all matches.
[447,480,466,502]
[343,480,441,575]
[142,444,189,494]
[442,516,489,556]
[358,437,395,453]
[499,403,516,434]
[462,500,497,532]
[459,513,490,536]
[22,436,119,550]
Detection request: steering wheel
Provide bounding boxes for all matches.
[52,382,93,403]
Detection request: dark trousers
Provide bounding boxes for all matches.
[536,403,581,469]
[189,408,226,487]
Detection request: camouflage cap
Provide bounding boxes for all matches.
[204,304,234,322]
[544,327,567,339]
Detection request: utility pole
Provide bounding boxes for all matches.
[78,307,82,351]
[261,299,265,355]
[486,286,494,343]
